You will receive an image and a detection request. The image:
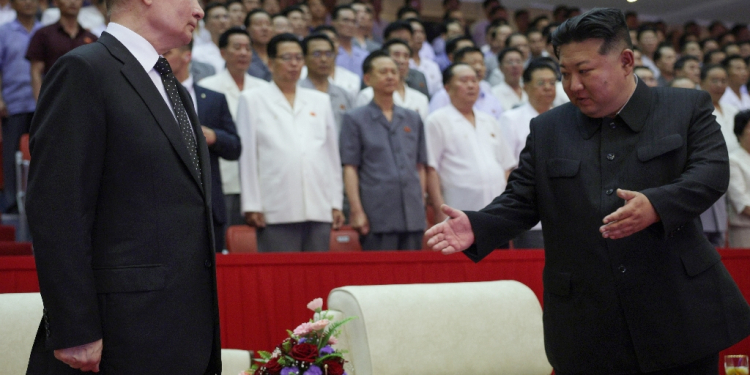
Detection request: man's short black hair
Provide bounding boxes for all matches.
[481,0,498,10]
[522,57,559,83]
[529,15,549,30]
[301,33,334,55]
[674,55,700,71]
[704,50,725,65]
[514,9,529,19]
[219,27,251,49]
[406,18,425,31]
[362,50,392,75]
[267,33,302,58]
[700,38,718,50]
[709,21,726,33]
[445,35,474,57]
[204,1,228,17]
[653,43,674,63]
[281,5,304,17]
[382,38,412,56]
[551,8,632,59]
[636,24,657,41]
[678,35,699,52]
[735,110,750,142]
[504,32,526,48]
[442,62,472,86]
[453,46,482,63]
[723,54,747,70]
[312,24,337,36]
[383,20,413,40]
[332,4,354,20]
[245,9,270,28]
[397,6,419,20]
[497,47,522,65]
[700,63,725,81]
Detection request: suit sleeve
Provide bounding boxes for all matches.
[26,53,106,349]
[463,118,542,262]
[208,94,242,161]
[641,91,730,235]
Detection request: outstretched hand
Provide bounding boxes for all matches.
[600,189,660,240]
[425,205,475,254]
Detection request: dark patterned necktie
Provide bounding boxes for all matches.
[153,56,202,178]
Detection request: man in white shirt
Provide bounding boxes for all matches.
[497,59,558,248]
[199,27,268,226]
[492,47,527,111]
[0,0,15,26]
[426,62,516,224]
[236,33,344,252]
[408,18,443,96]
[355,39,429,122]
[192,2,229,73]
[720,55,750,111]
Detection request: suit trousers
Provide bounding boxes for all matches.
[257,221,331,252]
[555,353,718,375]
[361,231,423,250]
[2,112,33,213]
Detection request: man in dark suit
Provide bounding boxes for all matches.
[426,8,750,375]
[25,0,221,373]
[165,41,242,252]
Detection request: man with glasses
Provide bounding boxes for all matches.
[491,47,527,111]
[192,2,230,73]
[299,33,353,132]
[236,33,343,252]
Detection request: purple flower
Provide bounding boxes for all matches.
[319,346,334,355]
[281,367,300,375]
[298,338,307,343]
[303,365,323,375]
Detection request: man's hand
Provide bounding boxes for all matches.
[0,98,8,118]
[201,126,217,146]
[332,209,345,230]
[349,209,369,235]
[600,189,660,240]
[54,339,102,373]
[425,205,475,255]
[244,212,266,227]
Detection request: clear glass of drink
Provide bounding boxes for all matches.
[725,354,749,375]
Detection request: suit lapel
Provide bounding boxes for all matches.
[99,33,204,193]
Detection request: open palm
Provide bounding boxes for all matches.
[425,205,475,254]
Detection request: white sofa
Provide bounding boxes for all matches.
[0,292,43,375]
[221,348,252,375]
[327,280,552,375]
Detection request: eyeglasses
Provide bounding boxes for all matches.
[502,59,524,66]
[309,51,335,59]
[532,79,557,87]
[276,54,304,63]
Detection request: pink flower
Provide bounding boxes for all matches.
[328,336,338,345]
[293,322,313,336]
[307,298,323,312]
[310,319,329,331]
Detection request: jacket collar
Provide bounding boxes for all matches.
[368,100,404,131]
[578,76,650,140]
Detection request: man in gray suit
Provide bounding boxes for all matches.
[426,8,750,375]
[299,33,353,132]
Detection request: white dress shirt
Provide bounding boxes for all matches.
[0,2,15,26]
[354,86,429,122]
[721,86,750,111]
[105,23,183,124]
[492,81,528,112]
[236,83,343,224]
[425,105,516,211]
[409,58,443,96]
[429,81,504,120]
[419,42,435,62]
[198,69,268,195]
[728,147,750,228]
[300,65,361,99]
[191,42,226,75]
[498,102,547,230]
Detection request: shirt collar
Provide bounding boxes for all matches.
[104,22,160,74]
[183,74,194,88]
[578,75,647,139]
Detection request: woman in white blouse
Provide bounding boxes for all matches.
[727,110,750,247]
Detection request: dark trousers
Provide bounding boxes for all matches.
[361,231,423,250]
[557,353,719,375]
[213,222,226,253]
[2,112,32,213]
[256,221,331,252]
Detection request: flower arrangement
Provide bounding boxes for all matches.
[245,298,353,375]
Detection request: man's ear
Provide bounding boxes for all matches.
[363,72,371,87]
[621,48,635,74]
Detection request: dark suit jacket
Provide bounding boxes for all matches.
[194,84,241,226]
[405,68,429,98]
[26,32,221,374]
[465,80,750,373]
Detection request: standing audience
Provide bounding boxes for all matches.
[192,2,229,74]
[245,9,273,81]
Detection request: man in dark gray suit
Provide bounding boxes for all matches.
[26,0,221,373]
[426,8,750,375]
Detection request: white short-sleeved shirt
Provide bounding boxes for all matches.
[425,104,517,211]
[721,86,750,111]
[409,58,443,96]
[716,103,741,154]
[492,81,528,112]
[728,147,750,228]
[355,86,430,122]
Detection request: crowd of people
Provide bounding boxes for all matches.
[2,0,750,251]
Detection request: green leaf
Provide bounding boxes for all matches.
[258,351,273,360]
[319,317,356,350]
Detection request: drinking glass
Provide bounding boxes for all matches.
[725,354,749,375]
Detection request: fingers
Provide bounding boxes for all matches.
[424,222,443,238]
[441,204,462,219]
[616,188,637,201]
[426,231,444,248]
[255,213,266,228]
[360,222,369,236]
